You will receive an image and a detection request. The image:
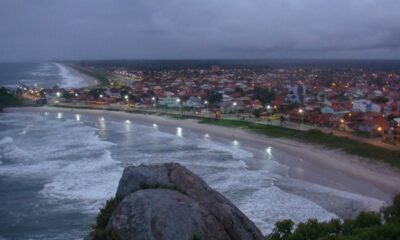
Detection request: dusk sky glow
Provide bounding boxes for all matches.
[1,0,400,61]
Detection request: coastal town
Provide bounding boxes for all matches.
[12,63,400,148]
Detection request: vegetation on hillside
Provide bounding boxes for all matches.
[91,197,121,240]
[0,87,22,110]
[266,194,400,240]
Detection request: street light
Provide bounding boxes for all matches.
[177,98,182,115]
[233,102,238,119]
[56,91,61,97]
[267,105,271,121]
[152,97,156,110]
[299,108,304,128]
[125,95,130,109]
[204,100,209,117]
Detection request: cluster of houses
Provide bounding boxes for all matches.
[19,65,400,142]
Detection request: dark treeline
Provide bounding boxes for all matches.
[266,194,400,240]
[0,87,22,111]
[66,59,400,72]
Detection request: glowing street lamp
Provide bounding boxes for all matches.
[267,105,272,121]
[377,126,384,138]
[177,98,182,115]
[56,91,61,97]
[233,102,238,119]
[299,108,304,128]
[124,95,130,109]
[152,97,156,110]
[204,100,209,117]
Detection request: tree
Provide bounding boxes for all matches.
[253,87,276,105]
[206,90,222,106]
[372,96,389,104]
[266,219,294,240]
[265,194,400,240]
[0,87,22,110]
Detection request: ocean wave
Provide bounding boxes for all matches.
[280,178,386,213]
[55,63,86,88]
[20,124,31,135]
[238,186,338,234]
[40,150,123,213]
[198,138,254,160]
[0,137,33,162]
[0,136,13,145]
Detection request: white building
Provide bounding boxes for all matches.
[352,99,381,113]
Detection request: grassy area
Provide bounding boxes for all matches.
[199,118,400,168]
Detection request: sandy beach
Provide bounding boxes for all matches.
[64,64,98,87]
[7,106,400,207]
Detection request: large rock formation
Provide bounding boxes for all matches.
[93,163,263,240]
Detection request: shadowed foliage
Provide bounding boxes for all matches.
[265,194,400,240]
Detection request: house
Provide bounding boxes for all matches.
[183,97,204,108]
[356,113,389,135]
[352,99,381,113]
[158,97,181,108]
[392,118,400,142]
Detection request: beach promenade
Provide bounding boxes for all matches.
[47,101,400,152]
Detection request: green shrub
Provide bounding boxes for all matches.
[92,197,122,240]
[265,194,400,240]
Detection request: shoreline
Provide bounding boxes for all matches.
[63,64,99,87]
[6,106,400,205]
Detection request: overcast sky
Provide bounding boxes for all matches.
[1,0,400,61]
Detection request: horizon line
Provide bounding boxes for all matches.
[2,57,400,64]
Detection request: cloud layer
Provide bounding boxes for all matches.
[1,0,400,61]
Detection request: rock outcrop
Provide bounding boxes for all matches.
[93,163,263,240]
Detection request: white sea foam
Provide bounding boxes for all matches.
[0,112,372,237]
[281,179,386,212]
[2,84,19,89]
[56,63,86,88]
[198,138,254,160]
[239,187,338,234]
[20,124,31,135]
[0,136,13,145]
[40,150,123,213]
[30,63,54,77]
[0,137,33,162]
[0,115,122,214]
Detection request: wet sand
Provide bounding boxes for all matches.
[6,107,400,212]
[65,64,98,87]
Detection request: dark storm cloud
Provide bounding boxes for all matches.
[1,0,400,61]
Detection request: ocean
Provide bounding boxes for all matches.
[0,62,387,239]
[0,62,87,89]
